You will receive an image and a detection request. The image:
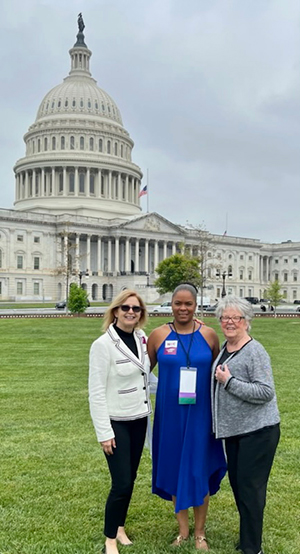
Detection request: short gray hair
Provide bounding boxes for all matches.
[215,296,254,330]
[172,283,197,303]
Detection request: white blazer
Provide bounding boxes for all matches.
[89,324,151,442]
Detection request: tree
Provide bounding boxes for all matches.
[68,283,89,314]
[266,280,283,317]
[154,253,201,294]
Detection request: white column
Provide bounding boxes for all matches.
[115,238,119,273]
[163,241,167,259]
[52,168,55,195]
[63,167,67,196]
[41,168,45,196]
[75,167,79,196]
[125,238,130,272]
[108,171,112,198]
[145,239,149,273]
[172,242,176,255]
[86,235,91,273]
[135,239,139,273]
[108,239,112,272]
[87,168,90,197]
[97,237,102,272]
[154,240,159,270]
[125,175,129,201]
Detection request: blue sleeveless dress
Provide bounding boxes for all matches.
[152,327,227,512]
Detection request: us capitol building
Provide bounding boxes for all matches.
[0,18,299,304]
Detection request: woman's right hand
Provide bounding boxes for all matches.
[100,438,116,456]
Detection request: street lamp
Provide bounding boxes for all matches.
[221,271,227,297]
[146,273,150,287]
[79,269,89,287]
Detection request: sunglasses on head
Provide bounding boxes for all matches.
[119,304,142,313]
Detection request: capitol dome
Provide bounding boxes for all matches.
[13,20,142,220]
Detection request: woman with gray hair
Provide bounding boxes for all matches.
[212,296,280,554]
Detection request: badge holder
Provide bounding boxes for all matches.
[179,366,197,404]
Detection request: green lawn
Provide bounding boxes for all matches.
[1,317,299,553]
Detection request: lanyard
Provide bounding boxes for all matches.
[172,321,195,369]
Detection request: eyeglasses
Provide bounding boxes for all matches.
[119,305,142,313]
[220,316,245,323]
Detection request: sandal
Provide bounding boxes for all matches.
[171,535,189,546]
[195,535,208,550]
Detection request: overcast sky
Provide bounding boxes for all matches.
[1,0,299,243]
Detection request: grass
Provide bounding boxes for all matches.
[1,317,299,553]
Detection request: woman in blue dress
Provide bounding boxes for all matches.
[148,284,227,550]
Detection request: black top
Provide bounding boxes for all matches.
[113,324,139,358]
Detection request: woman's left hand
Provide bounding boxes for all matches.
[215,363,231,385]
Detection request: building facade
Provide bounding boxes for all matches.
[0,22,299,303]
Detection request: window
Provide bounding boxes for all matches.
[239,288,243,297]
[44,137,48,151]
[274,272,279,281]
[69,172,75,193]
[38,139,41,152]
[216,287,221,298]
[80,98,84,108]
[248,270,252,280]
[59,172,63,193]
[52,136,56,150]
[89,137,94,151]
[207,267,212,278]
[275,259,278,264]
[293,274,297,282]
[121,144,123,157]
[0,249,2,268]
[101,175,105,196]
[107,140,111,154]
[34,257,40,270]
[79,173,85,193]
[90,173,95,194]
[240,254,244,260]
[284,258,288,264]
[99,138,103,152]
[72,98,76,108]
[293,290,297,299]
[17,255,23,269]
[114,142,118,155]
[33,282,40,295]
[228,254,232,260]
[240,270,244,280]
[294,258,298,263]
[17,282,23,295]
[17,235,24,242]
[32,140,35,154]
[80,136,84,150]
[216,269,221,278]
[228,265,233,276]
[249,255,252,261]
[283,289,287,299]
[61,136,65,150]
[70,136,75,150]
[34,237,40,243]
[284,273,288,282]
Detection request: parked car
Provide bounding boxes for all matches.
[244,297,259,304]
[293,300,300,304]
[152,302,172,314]
[55,301,66,309]
[204,304,218,312]
[296,306,300,312]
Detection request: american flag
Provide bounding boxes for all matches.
[138,185,148,198]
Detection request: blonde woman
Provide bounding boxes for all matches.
[89,290,151,554]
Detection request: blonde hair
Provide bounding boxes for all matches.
[102,289,148,331]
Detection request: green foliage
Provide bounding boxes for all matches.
[266,280,284,314]
[67,283,89,313]
[0,316,299,553]
[154,253,201,294]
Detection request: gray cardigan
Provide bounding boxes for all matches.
[211,338,280,439]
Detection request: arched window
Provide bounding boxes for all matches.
[90,173,95,194]
[101,175,105,196]
[37,139,41,152]
[52,137,56,150]
[32,140,35,154]
[70,136,75,150]
[228,265,233,276]
[89,137,94,151]
[79,173,85,193]
[80,136,84,150]
[120,144,123,157]
[80,98,84,108]
[99,138,103,152]
[107,140,111,154]
[72,98,76,108]
[44,137,48,151]
[61,136,65,150]
[69,172,75,193]
[114,142,118,156]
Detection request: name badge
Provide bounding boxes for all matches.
[164,340,178,355]
[179,366,197,404]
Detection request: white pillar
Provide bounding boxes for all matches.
[108,239,112,272]
[163,241,167,259]
[172,242,176,255]
[145,239,149,273]
[52,167,55,195]
[97,237,102,272]
[154,240,159,270]
[125,238,130,272]
[115,238,119,273]
[87,168,90,197]
[75,235,80,273]
[86,235,91,273]
[135,239,139,273]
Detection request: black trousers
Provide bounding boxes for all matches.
[104,417,147,539]
[225,424,280,554]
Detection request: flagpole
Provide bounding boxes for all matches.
[147,168,149,213]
